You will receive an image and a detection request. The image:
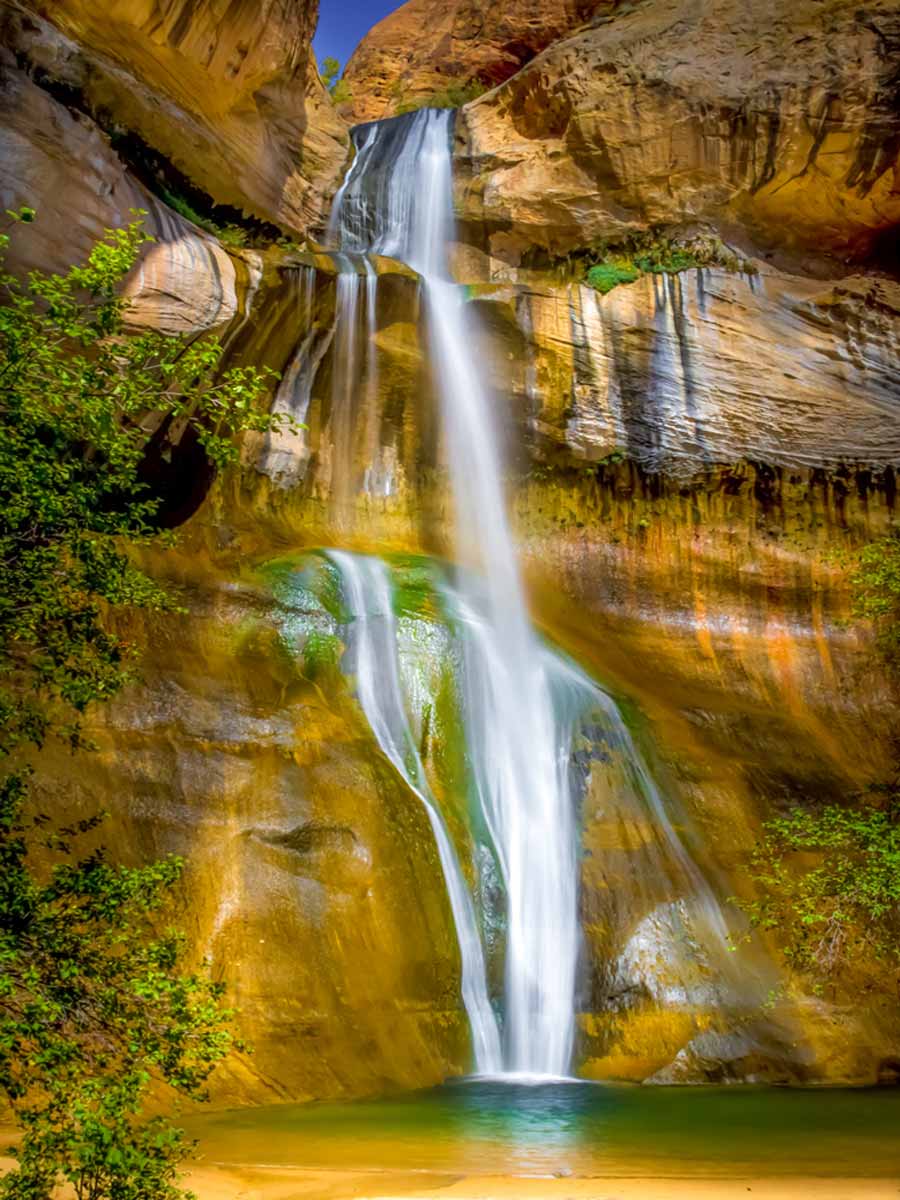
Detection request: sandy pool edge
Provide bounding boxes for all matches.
[183,1164,900,1200]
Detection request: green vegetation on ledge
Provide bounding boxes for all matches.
[320,57,352,106]
[0,211,286,1199]
[739,789,900,983]
[586,235,755,294]
[738,528,900,988]
[528,231,758,295]
[158,185,249,247]
[395,78,487,114]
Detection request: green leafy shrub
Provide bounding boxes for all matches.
[0,210,284,756]
[320,57,352,105]
[585,261,641,294]
[0,774,236,1200]
[738,792,900,982]
[396,79,486,113]
[852,529,900,662]
[0,210,286,1196]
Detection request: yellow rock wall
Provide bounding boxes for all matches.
[32,561,469,1103]
[2,0,347,235]
[456,0,900,274]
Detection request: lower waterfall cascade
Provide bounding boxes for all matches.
[315,108,739,1079]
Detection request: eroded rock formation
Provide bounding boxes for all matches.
[341,0,612,123]
[455,0,900,275]
[4,0,900,1100]
[0,0,347,236]
[0,53,258,334]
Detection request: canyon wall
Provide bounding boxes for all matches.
[455,0,900,276]
[341,0,612,123]
[4,0,900,1098]
[0,1,347,237]
[36,240,893,1097]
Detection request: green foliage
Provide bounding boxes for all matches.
[396,79,486,113]
[158,188,247,247]
[581,233,754,295]
[0,772,235,1200]
[585,260,641,294]
[0,210,282,1197]
[0,209,282,757]
[738,789,900,983]
[320,58,352,104]
[852,529,900,663]
[320,56,341,89]
[738,531,900,987]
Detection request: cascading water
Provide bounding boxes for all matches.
[314,547,738,1079]
[325,551,503,1073]
[331,110,579,1077]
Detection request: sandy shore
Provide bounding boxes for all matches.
[3,1154,898,1198]
[184,1164,900,1200]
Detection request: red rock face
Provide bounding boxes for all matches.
[340,0,613,124]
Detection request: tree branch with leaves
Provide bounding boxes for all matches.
[0,209,284,1198]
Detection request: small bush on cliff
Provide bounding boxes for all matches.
[581,232,755,295]
[739,532,900,988]
[738,787,900,984]
[396,78,486,113]
[585,260,641,294]
[320,57,352,105]
[852,529,900,664]
[0,210,281,1197]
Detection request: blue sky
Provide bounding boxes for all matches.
[313,0,400,72]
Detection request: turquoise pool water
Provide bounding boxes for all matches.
[185,1080,900,1179]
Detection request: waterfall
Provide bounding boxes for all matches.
[328,255,362,523]
[325,551,503,1074]
[331,109,579,1078]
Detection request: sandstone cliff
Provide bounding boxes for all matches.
[341,0,612,124]
[6,0,900,1101]
[456,0,900,276]
[0,0,347,238]
[27,242,896,1097]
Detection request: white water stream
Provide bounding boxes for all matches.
[331,110,579,1076]
[326,550,503,1073]
[327,109,734,1078]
